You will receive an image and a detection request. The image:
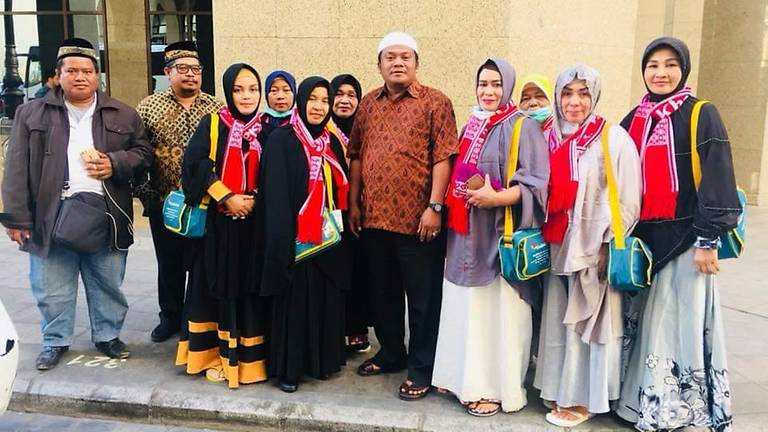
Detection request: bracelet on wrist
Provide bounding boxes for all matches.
[694,236,721,250]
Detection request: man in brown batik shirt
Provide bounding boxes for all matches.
[136,41,223,342]
[348,31,459,401]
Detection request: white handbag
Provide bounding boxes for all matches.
[0,298,19,415]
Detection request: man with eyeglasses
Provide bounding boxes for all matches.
[135,41,223,343]
[0,38,153,370]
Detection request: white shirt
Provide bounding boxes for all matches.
[63,96,103,197]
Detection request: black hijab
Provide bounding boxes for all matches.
[295,76,332,138]
[222,63,261,122]
[330,74,362,136]
[641,37,691,101]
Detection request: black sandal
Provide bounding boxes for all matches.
[398,380,431,401]
[356,358,403,376]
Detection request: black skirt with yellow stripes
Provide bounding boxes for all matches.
[175,212,268,388]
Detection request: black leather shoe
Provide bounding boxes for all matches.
[95,338,131,359]
[151,320,180,343]
[277,379,298,393]
[36,346,69,371]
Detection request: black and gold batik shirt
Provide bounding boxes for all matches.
[136,88,223,204]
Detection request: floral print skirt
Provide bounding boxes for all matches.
[616,247,733,431]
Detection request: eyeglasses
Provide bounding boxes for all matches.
[172,64,203,75]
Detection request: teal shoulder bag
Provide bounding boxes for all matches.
[691,101,746,259]
[602,124,653,293]
[498,117,551,282]
[163,113,219,238]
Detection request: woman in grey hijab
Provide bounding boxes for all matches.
[433,58,549,416]
[533,64,641,427]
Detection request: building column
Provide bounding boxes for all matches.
[698,0,768,206]
[105,0,148,107]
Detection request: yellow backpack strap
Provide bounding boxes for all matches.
[690,100,708,191]
[502,116,526,241]
[600,122,626,249]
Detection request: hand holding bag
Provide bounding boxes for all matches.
[294,160,342,263]
[602,124,653,293]
[163,113,219,238]
[498,117,550,282]
[690,100,746,259]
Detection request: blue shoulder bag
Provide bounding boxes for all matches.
[602,124,653,293]
[691,101,746,259]
[163,113,219,238]
[498,117,551,282]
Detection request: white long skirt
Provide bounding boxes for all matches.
[431,276,532,412]
[616,247,733,431]
[533,272,623,414]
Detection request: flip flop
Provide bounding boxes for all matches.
[466,400,501,417]
[545,407,594,428]
[205,366,226,383]
[542,399,556,410]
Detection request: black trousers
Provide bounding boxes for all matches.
[362,228,445,387]
[148,206,196,326]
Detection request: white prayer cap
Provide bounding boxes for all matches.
[377,31,419,55]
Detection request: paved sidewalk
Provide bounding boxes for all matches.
[2,209,768,431]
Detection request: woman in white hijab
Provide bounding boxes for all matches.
[533,64,641,427]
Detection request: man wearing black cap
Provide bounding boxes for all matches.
[136,41,222,342]
[0,38,153,370]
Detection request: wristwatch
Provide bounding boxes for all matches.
[428,202,443,213]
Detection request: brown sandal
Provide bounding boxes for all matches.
[467,399,501,417]
[398,380,431,401]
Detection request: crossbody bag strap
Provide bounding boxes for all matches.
[502,116,526,242]
[323,160,335,211]
[201,112,220,207]
[600,123,626,250]
[690,100,708,191]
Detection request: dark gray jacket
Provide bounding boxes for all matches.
[0,88,153,257]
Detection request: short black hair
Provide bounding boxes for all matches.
[43,68,57,79]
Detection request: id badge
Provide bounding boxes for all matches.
[331,209,344,232]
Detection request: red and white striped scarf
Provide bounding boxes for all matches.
[628,87,692,220]
[218,108,262,201]
[290,108,349,243]
[445,101,519,234]
[542,115,607,243]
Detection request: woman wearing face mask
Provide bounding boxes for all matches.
[517,74,554,133]
[432,59,549,417]
[260,70,297,140]
[260,76,351,393]
[533,64,641,427]
[175,63,267,389]
[326,74,371,354]
[616,37,738,432]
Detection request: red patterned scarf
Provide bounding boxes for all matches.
[291,109,349,243]
[446,101,519,234]
[628,87,692,220]
[326,118,349,155]
[218,107,262,201]
[540,115,554,135]
[542,115,607,243]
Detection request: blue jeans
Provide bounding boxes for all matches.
[29,244,128,347]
